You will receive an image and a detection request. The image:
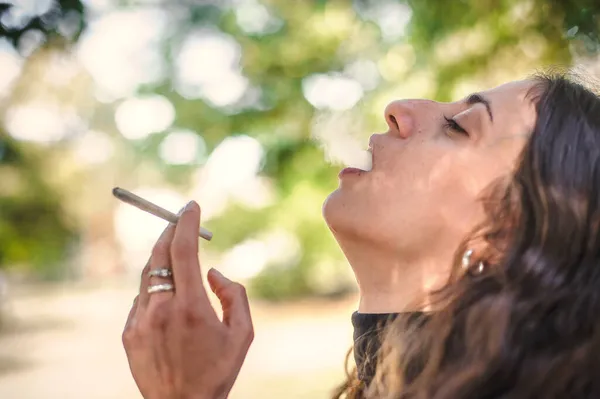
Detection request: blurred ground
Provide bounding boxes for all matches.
[0,281,357,399]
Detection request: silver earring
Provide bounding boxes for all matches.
[461,249,474,269]
[462,249,485,275]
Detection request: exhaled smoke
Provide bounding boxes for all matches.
[310,110,372,171]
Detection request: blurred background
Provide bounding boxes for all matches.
[0,0,599,397]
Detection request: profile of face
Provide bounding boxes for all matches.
[323,80,539,266]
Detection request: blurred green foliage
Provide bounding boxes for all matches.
[0,0,86,46]
[0,133,77,279]
[1,0,599,297]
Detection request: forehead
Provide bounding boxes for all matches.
[480,79,537,100]
[480,79,538,136]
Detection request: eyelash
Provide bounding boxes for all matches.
[443,116,468,136]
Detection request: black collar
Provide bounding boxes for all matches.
[352,311,429,384]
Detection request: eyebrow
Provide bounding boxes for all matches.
[465,93,493,123]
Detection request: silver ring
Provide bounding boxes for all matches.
[148,268,173,278]
[147,283,175,294]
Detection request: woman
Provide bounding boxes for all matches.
[122,72,600,398]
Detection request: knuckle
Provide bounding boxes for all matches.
[146,301,171,328]
[141,262,151,277]
[234,282,248,298]
[122,325,141,348]
[149,315,167,329]
[222,282,246,301]
[175,300,204,326]
[245,325,255,344]
[121,328,134,346]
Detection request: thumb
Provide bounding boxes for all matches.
[207,268,253,335]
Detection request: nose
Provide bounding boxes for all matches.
[383,99,428,139]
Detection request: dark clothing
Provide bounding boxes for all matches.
[352,312,428,385]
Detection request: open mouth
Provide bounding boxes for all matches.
[364,146,373,171]
[351,148,372,172]
[340,146,372,176]
[361,141,374,171]
[335,136,374,177]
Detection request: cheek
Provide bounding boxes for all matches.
[367,150,462,228]
[382,151,487,231]
[430,174,486,233]
[428,157,514,233]
[378,146,462,197]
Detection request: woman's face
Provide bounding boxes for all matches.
[323,80,539,259]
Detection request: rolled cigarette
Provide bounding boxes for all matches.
[112,187,213,241]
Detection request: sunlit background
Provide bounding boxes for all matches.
[0,0,599,397]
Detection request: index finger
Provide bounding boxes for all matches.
[139,222,177,310]
[170,201,207,300]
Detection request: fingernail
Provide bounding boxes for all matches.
[184,200,196,211]
[210,268,225,280]
[176,206,186,217]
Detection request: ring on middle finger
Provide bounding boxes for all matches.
[148,267,173,279]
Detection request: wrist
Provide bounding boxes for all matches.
[182,393,222,399]
[181,386,229,399]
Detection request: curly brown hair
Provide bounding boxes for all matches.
[334,72,600,399]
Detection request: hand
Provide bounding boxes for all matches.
[122,201,254,399]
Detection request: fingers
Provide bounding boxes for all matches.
[171,201,206,301]
[148,223,177,305]
[207,268,254,345]
[124,295,139,331]
[122,296,139,349]
[138,260,152,310]
[139,222,177,309]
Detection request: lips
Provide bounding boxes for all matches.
[338,167,369,179]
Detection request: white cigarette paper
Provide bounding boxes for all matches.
[112,187,213,241]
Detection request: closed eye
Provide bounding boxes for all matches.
[443,116,468,136]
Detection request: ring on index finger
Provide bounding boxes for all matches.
[148,267,173,279]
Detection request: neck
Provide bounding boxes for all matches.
[337,237,454,314]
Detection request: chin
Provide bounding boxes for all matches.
[322,188,358,236]
[322,190,337,226]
